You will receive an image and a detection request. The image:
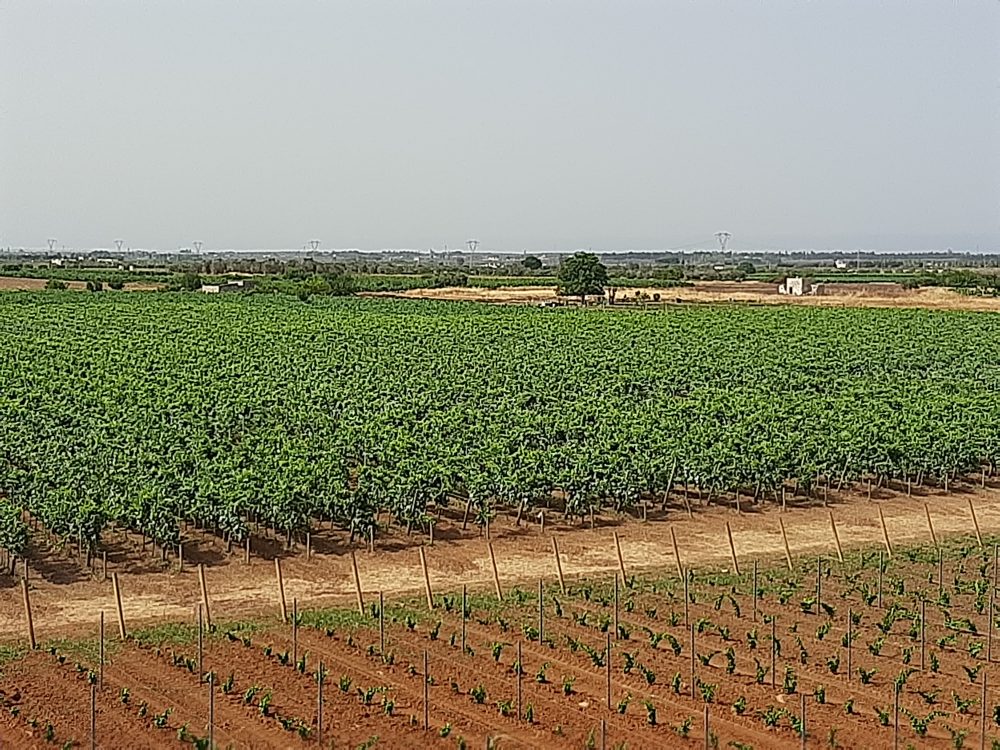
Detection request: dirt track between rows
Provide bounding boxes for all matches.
[2,484,998,643]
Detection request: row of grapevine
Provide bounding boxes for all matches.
[0,292,998,549]
[0,497,28,560]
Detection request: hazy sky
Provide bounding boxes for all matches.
[2,1,998,253]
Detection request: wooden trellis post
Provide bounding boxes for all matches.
[683,572,690,626]
[422,649,429,730]
[197,604,204,683]
[208,672,215,749]
[799,693,806,750]
[878,505,893,558]
[878,551,884,608]
[98,611,104,690]
[847,609,853,678]
[552,536,566,595]
[690,623,697,699]
[488,542,503,602]
[771,617,777,689]
[112,572,127,640]
[613,532,627,584]
[90,681,97,750]
[924,503,938,548]
[461,585,467,653]
[829,512,844,563]
[537,580,544,645]
[516,641,524,721]
[21,577,36,650]
[351,551,365,615]
[317,660,325,745]
[198,563,212,630]
[969,499,983,548]
[893,683,899,749]
[725,522,740,576]
[988,593,994,663]
[778,517,793,571]
[981,674,987,750]
[613,574,619,639]
[605,632,612,709]
[670,526,684,579]
[419,546,434,609]
[379,591,386,656]
[275,558,288,624]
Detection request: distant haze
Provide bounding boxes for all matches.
[2,1,998,253]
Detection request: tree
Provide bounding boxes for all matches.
[177,272,202,291]
[557,253,608,303]
[45,279,68,291]
[521,255,543,271]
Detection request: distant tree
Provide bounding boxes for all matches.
[735,261,757,276]
[557,253,608,303]
[521,255,543,271]
[85,280,103,292]
[652,266,684,281]
[430,271,468,288]
[178,272,202,291]
[44,279,68,291]
[324,272,357,296]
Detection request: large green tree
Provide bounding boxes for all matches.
[556,252,608,303]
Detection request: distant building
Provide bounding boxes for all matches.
[835,259,850,269]
[778,277,812,296]
[200,279,250,294]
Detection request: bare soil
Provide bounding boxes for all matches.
[3,484,1000,748]
[372,280,1000,313]
[2,483,999,641]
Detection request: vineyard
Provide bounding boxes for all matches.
[0,292,998,559]
[6,534,1000,748]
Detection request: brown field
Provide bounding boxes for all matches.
[3,480,1000,747]
[376,280,1000,313]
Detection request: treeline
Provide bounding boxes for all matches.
[2,264,175,286]
[903,269,1000,295]
[180,256,552,278]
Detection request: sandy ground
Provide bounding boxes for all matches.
[2,483,998,642]
[372,281,1000,313]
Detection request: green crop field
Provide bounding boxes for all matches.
[1,293,998,556]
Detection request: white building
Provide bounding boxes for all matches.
[200,279,250,294]
[778,277,811,296]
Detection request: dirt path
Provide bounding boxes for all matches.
[1,486,998,642]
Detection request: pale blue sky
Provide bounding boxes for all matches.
[2,1,998,252]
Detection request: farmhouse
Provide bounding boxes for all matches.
[779,277,812,296]
[200,279,250,294]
